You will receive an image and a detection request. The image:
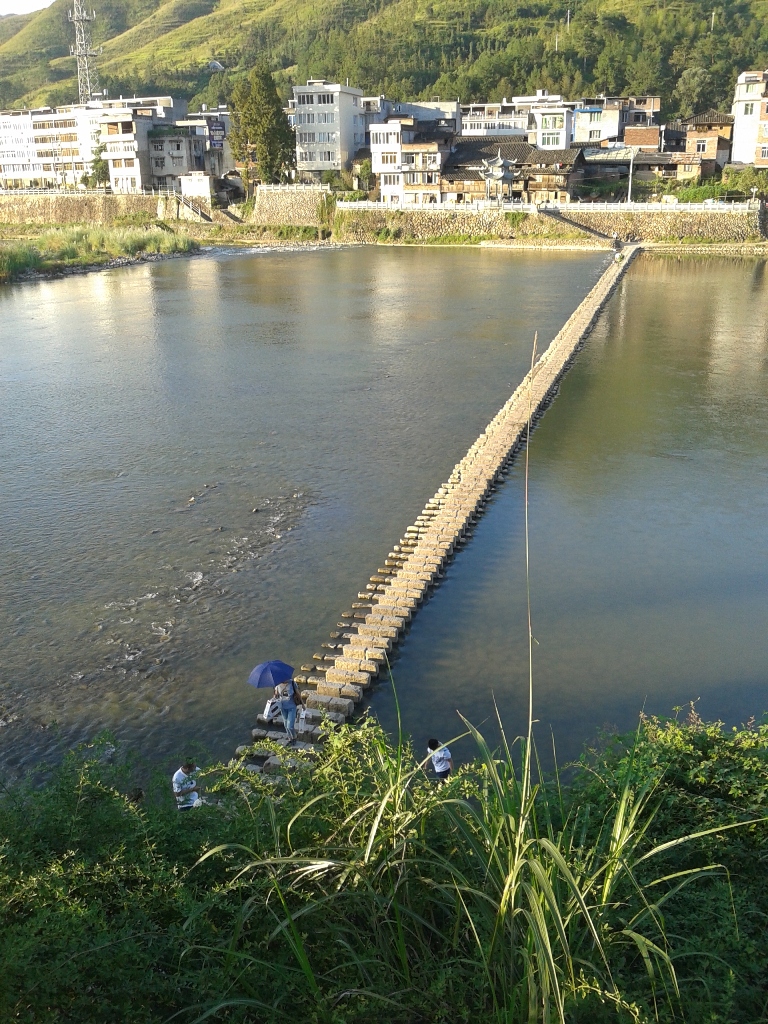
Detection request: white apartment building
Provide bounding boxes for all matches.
[573,96,660,146]
[0,103,103,188]
[462,101,528,136]
[292,79,365,179]
[731,70,768,164]
[370,117,452,204]
[0,96,186,190]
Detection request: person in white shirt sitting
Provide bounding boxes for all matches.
[172,761,201,811]
[427,738,453,783]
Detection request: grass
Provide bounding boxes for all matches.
[0,225,199,282]
[0,715,766,1024]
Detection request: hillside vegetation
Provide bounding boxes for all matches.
[1,0,768,116]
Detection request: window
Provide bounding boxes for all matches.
[696,139,707,153]
[113,158,123,168]
[371,131,399,145]
[153,157,165,168]
[298,93,314,105]
[683,164,693,172]
[153,143,164,151]
[541,132,561,146]
[299,132,316,144]
[381,173,400,186]
[744,103,755,115]
[173,142,182,151]
[316,111,334,124]
[746,82,759,93]
[297,111,315,125]
[541,114,564,129]
[317,93,334,104]
[589,129,601,140]
[402,152,416,165]
[762,146,768,158]
[298,150,315,161]
[319,150,334,161]
[317,131,336,143]
[171,156,183,167]
[404,171,420,184]
[381,151,398,164]
[124,158,135,168]
[589,111,602,123]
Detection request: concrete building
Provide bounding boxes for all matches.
[681,110,733,175]
[99,97,184,192]
[370,117,453,204]
[0,96,187,190]
[731,70,768,164]
[292,79,365,180]
[461,100,528,137]
[573,96,660,145]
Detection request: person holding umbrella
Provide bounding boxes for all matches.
[247,660,303,744]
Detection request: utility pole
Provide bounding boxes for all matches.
[69,0,99,104]
[627,146,636,203]
[567,8,570,31]
[711,9,715,31]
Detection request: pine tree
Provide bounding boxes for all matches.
[230,62,295,183]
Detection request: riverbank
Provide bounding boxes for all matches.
[1,713,766,1024]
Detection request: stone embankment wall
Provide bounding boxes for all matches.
[239,186,328,227]
[0,193,164,225]
[333,207,595,244]
[246,248,641,748]
[554,209,763,242]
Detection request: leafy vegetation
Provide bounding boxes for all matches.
[1,712,767,1023]
[0,226,198,282]
[2,0,768,117]
[230,61,296,184]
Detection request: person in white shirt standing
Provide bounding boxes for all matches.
[172,761,201,811]
[427,738,453,783]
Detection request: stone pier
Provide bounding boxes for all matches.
[248,246,640,747]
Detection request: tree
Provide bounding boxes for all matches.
[673,67,715,118]
[230,62,295,184]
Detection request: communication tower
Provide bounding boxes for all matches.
[69,0,99,104]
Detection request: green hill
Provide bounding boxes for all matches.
[1,0,767,116]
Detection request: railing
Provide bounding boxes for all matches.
[256,183,331,192]
[336,198,759,214]
[144,186,211,220]
[0,187,112,195]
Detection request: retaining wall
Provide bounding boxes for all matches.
[554,209,763,242]
[240,186,328,227]
[0,193,166,225]
[247,247,642,745]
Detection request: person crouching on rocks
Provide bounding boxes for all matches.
[172,761,202,811]
[275,677,303,744]
[427,738,453,783]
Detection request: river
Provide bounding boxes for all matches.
[0,245,604,772]
[1,247,766,774]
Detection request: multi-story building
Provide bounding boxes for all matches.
[99,97,184,192]
[731,71,768,164]
[292,79,365,180]
[573,96,660,146]
[440,137,585,203]
[0,96,186,189]
[370,117,453,204]
[461,100,528,137]
[681,110,733,175]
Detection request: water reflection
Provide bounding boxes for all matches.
[0,246,604,772]
[379,255,768,767]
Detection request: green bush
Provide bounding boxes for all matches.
[2,715,765,1023]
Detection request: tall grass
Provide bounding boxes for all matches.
[0,226,198,282]
[0,242,42,282]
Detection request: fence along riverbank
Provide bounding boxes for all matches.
[245,246,641,750]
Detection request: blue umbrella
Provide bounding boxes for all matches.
[247,660,294,689]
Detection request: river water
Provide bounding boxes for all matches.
[1,248,766,774]
[0,245,605,773]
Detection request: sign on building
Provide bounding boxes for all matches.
[209,120,226,150]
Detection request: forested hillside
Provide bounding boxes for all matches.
[1,0,768,115]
